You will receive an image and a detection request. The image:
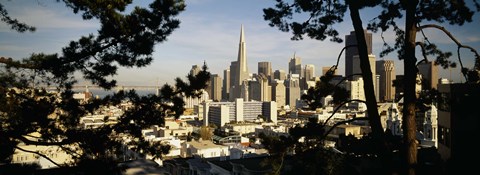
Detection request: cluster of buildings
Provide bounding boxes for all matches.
[8,25,478,174]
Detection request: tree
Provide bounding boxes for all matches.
[301,66,349,110]
[263,0,479,174]
[199,125,213,141]
[0,0,210,172]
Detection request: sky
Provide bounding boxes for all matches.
[1,0,479,86]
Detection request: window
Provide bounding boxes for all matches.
[445,128,451,148]
[438,93,450,111]
[438,126,444,144]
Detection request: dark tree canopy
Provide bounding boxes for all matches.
[0,0,211,172]
[263,0,479,174]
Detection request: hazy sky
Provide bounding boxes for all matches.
[1,0,479,86]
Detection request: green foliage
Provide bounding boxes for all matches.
[0,0,212,170]
[301,67,349,110]
[263,0,347,42]
[0,3,35,32]
[368,0,479,73]
[416,88,441,111]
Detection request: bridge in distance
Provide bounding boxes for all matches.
[46,85,161,91]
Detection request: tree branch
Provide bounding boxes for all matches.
[0,57,37,69]
[334,73,363,88]
[415,42,429,66]
[14,146,63,167]
[322,99,366,127]
[418,24,480,80]
[335,45,358,70]
[17,136,73,146]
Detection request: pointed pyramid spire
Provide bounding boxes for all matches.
[240,24,245,43]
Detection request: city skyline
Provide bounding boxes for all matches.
[1,0,479,86]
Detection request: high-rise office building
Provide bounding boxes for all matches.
[285,74,300,109]
[190,65,201,76]
[235,25,249,90]
[289,55,302,77]
[352,54,377,101]
[376,60,396,102]
[418,61,438,89]
[249,74,271,102]
[274,69,286,80]
[258,61,272,78]
[222,69,230,100]
[271,80,286,109]
[230,25,250,101]
[345,30,373,79]
[228,61,237,101]
[304,64,315,81]
[210,74,223,102]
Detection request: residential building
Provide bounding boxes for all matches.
[181,140,229,158]
[386,103,402,136]
[422,105,438,148]
[437,83,480,170]
[203,99,277,127]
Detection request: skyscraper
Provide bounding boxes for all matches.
[418,61,438,89]
[274,69,286,80]
[190,65,201,76]
[210,74,222,102]
[304,64,315,81]
[345,30,373,79]
[231,25,250,101]
[376,60,396,102]
[285,74,300,109]
[235,25,249,89]
[222,69,230,100]
[258,61,272,79]
[271,80,286,109]
[249,74,271,102]
[229,61,237,92]
[289,55,302,77]
[352,54,377,101]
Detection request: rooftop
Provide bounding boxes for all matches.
[187,140,226,149]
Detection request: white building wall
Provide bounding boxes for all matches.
[347,77,366,101]
[235,98,244,122]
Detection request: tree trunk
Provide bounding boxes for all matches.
[349,2,387,157]
[403,1,419,175]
